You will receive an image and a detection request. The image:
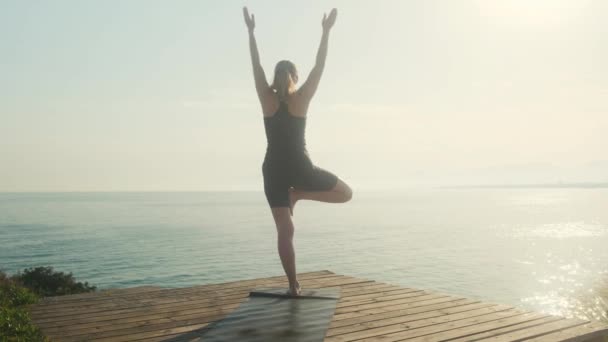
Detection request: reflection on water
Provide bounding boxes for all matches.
[506,219,608,323]
[0,189,607,324]
[512,221,606,239]
[522,276,608,323]
[576,277,608,322]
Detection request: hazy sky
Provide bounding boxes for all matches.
[1,0,606,191]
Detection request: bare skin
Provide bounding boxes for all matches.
[244,7,351,296]
[289,178,352,215]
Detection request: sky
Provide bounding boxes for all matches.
[1,0,606,191]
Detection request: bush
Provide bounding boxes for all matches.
[1,267,95,341]
[0,277,48,341]
[0,282,38,308]
[12,266,96,297]
[0,305,48,341]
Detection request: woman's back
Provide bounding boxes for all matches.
[263,99,308,158]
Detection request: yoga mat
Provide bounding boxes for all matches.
[199,287,340,342]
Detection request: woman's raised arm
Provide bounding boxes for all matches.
[243,7,271,100]
[298,8,338,101]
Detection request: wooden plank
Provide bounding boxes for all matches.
[337,290,432,309]
[339,283,403,293]
[34,277,369,333]
[44,280,411,338]
[448,316,564,341]
[339,287,422,302]
[333,296,471,322]
[41,283,395,339]
[91,322,210,342]
[523,321,608,342]
[144,331,206,342]
[32,276,378,317]
[78,297,341,342]
[45,284,436,339]
[32,269,334,318]
[353,309,529,341]
[58,315,218,341]
[40,302,239,338]
[326,302,497,337]
[476,318,594,341]
[145,302,515,342]
[407,312,550,341]
[329,298,480,329]
[35,295,244,328]
[54,285,428,340]
[68,300,339,342]
[30,271,336,312]
[35,276,378,339]
[335,293,457,315]
[324,305,521,341]
[35,286,164,304]
[31,275,364,323]
[30,274,348,321]
[41,270,332,303]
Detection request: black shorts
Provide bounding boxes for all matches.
[262,155,339,208]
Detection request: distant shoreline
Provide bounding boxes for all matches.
[440,182,608,189]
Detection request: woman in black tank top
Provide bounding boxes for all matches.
[244,7,353,296]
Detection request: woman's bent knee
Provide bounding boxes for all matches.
[335,179,353,202]
[343,184,353,202]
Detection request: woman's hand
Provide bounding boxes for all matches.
[243,7,255,33]
[322,8,338,32]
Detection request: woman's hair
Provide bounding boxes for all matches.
[271,60,298,101]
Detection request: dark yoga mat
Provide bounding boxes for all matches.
[199,287,340,342]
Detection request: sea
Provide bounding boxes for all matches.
[1,189,606,323]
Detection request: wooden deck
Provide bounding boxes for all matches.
[28,270,608,341]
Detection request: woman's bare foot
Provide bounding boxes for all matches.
[288,280,301,296]
[288,187,298,216]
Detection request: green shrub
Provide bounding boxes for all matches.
[0,306,48,342]
[1,266,96,341]
[0,278,48,341]
[0,282,38,307]
[12,266,96,297]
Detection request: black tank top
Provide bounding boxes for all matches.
[263,100,307,157]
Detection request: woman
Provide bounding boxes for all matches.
[243,7,353,296]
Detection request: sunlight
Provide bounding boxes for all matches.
[476,0,591,30]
